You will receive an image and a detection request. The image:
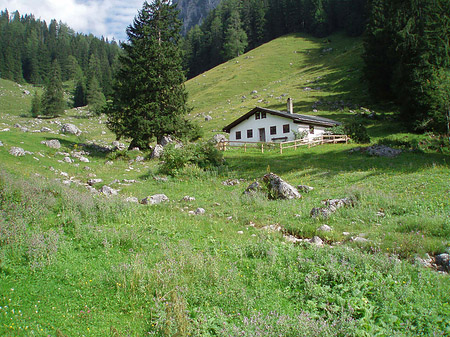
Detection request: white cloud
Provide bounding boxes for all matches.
[0,0,145,41]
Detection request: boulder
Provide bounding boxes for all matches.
[79,156,90,163]
[160,135,173,147]
[262,173,302,200]
[99,185,118,196]
[61,123,81,136]
[87,178,103,186]
[222,179,240,186]
[322,197,354,210]
[317,225,332,232]
[204,115,212,121]
[41,139,61,149]
[141,194,169,205]
[195,207,206,215]
[112,141,126,151]
[9,147,26,157]
[125,197,139,203]
[0,141,3,146]
[210,134,228,144]
[366,145,401,157]
[151,144,164,159]
[181,196,196,202]
[40,127,52,133]
[310,236,323,245]
[63,156,73,163]
[244,181,262,195]
[310,207,334,219]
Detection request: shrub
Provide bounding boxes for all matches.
[190,141,223,169]
[325,125,346,135]
[158,144,191,176]
[344,119,370,143]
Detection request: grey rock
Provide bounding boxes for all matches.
[251,90,258,94]
[415,254,433,268]
[61,123,81,136]
[125,197,139,203]
[14,123,21,128]
[317,225,332,232]
[41,139,61,149]
[365,145,402,158]
[352,237,369,243]
[99,185,118,196]
[20,127,29,133]
[40,127,52,132]
[135,156,145,162]
[9,147,26,156]
[182,196,196,202]
[112,141,126,151]
[160,135,173,147]
[123,179,138,184]
[0,141,3,146]
[244,181,262,195]
[210,134,228,144]
[153,176,168,182]
[222,179,240,186]
[297,185,314,193]
[322,197,355,209]
[79,156,90,163]
[63,156,73,163]
[195,207,205,215]
[310,207,334,219]
[141,194,169,205]
[87,178,103,186]
[151,144,164,159]
[310,236,323,245]
[204,115,212,121]
[263,173,302,200]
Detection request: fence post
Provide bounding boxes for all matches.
[244,143,247,152]
[261,143,264,153]
[294,140,297,150]
[280,142,283,154]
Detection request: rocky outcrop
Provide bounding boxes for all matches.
[262,173,302,200]
[41,139,61,149]
[172,0,222,35]
[310,197,355,219]
[61,123,82,136]
[141,194,169,205]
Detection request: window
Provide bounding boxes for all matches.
[261,112,267,119]
[309,125,315,134]
[236,131,242,140]
[255,112,260,120]
[247,129,253,138]
[283,124,290,133]
[270,126,277,135]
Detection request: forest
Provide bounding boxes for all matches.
[0,10,120,103]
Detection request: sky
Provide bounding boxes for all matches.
[0,0,146,41]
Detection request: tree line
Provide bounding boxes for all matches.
[0,9,120,113]
[182,0,367,78]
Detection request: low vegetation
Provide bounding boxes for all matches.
[0,31,449,335]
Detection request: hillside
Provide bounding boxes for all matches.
[186,32,392,138]
[0,33,450,335]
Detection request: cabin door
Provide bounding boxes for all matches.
[258,128,266,142]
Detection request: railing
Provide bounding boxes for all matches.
[217,135,349,154]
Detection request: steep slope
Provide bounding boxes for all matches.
[185,32,367,136]
[173,0,222,35]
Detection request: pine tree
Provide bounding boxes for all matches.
[30,90,41,117]
[222,3,247,59]
[41,60,65,117]
[107,0,191,149]
[86,75,106,114]
[73,77,87,108]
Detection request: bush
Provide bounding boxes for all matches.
[158,141,224,176]
[344,119,370,143]
[325,125,346,135]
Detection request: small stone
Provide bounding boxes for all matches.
[61,123,81,136]
[297,185,314,193]
[352,237,369,243]
[99,185,118,196]
[195,208,205,215]
[435,253,450,271]
[181,196,196,202]
[125,197,139,203]
[9,147,26,156]
[226,216,233,220]
[87,178,103,186]
[310,236,323,245]
[41,139,61,149]
[141,194,169,205]
[317,225,332,232]
[237,231,244,234]
[63,156,73,163]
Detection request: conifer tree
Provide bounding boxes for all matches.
[73,77,87,108]
[86,75,106,114]
[107,0,191,149]
[30,90,41,117]
[41,60,65,117]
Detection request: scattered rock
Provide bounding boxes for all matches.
[317,225,332,232]
[61,123,82,136]
[87,178,103,186]
[244,181,262,195]
[263,173,302,200]
[237,231,244,234]
[79,156,90,163]
[20,127,29,133]
[125,197,139,203]
[135,155,145,162]
[310,236,323,245]
[415,254,433,268]
[151,144,164,159]
[366,145,401,157]
[322,197,355,209]
[310,207,334,219]
[41,139,61,149]
[297,185,314,193]
[352,236,369,243]
[194,208,205,215]
[0,141,3,146]
[99,185,118,196]
[261,224,282,232]
[123,179,138,184]
[251,90,258,94]
[153,176,168,182]
[181,196,196,202]
[63,156,74,163]
[204,115,212,121]
[141,194,169,205]
[112,141,126,151]
[9,147,26,156]
[222,179,240,186]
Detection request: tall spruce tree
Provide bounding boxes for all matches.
[107,0,190,149]
[41,60,65,117]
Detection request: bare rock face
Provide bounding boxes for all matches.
[262,173,302,200]
[41,139,61,149]
[61,123,81,136]
[435,253,450,272]
[366,145,401,157]
[141,194,169,205]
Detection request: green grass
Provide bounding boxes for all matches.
[0,32,450,335]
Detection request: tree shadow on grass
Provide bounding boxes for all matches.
[42,136,111,159]
[223,145,449,180]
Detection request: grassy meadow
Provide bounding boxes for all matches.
[0,32,450,336]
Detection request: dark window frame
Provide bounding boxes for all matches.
[236,131,242,139]
[247,129,253,138]
[270,126,277,135]
[255,112,261,120]
[261,112,267,119]
[283,124,290,133]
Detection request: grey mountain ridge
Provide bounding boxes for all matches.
[173,0,222,35]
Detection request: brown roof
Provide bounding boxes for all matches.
[222,107,341,133]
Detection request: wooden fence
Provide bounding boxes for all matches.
[217,134,349,154]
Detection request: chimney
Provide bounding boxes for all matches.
[287,98,293,114]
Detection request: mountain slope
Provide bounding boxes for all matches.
[173,0,222,34]
[185,32,368,136]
